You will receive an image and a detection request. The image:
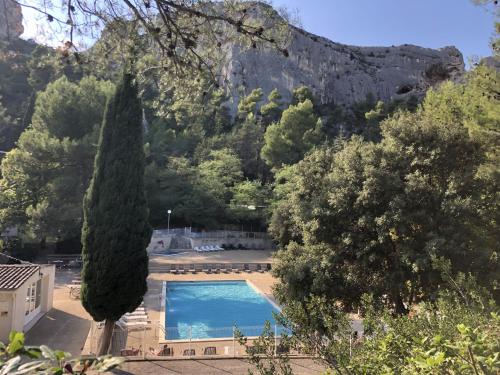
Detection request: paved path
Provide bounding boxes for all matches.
[25,269,91,357]
[110,358,325,374]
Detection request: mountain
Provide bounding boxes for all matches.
[222,10,464,111]
[1,0,465,116]
[0,0,23,41]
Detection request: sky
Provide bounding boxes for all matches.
[21,0,497,64]
[272,0,496,64]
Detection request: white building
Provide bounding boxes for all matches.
[0,264,55,342]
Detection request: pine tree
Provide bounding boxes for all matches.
[81,72,151,355]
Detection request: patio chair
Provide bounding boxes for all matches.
[202,264,211,273]
[243,264,251,273]
[232,263,241,273]
[120,347,140,356]
[276,344,290,354]
[204,346,217,355]
[183,349,195,356]
[154,345,173,356]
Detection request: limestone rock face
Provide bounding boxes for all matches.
[0,0,24,40]
[223,25,464,110]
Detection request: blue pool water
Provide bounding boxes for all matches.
[165,281,282,340]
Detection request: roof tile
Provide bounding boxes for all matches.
[0,265,40,290]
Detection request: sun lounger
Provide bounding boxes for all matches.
[249,264,259,272]
[177,264,186,274]
[117,320,151,330]
[194,264,203,273]
[221,264,230,273]
[213,263,221,273]
[202,264,211,273]
[244,264,251,273]
[121,314,148,322]
[194,246,200,252]
[188,264,196,273]
[232,263,241,273]
[183,349,195,356]
[215,245,224,251]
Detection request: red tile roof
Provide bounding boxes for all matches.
[0,265,40,290]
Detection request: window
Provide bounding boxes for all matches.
[24,279,42,316]
[35,279,42,309]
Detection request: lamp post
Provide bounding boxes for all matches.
[167,209,172,234]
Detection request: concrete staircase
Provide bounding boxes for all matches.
[168,235,191,250]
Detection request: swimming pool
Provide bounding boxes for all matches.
[164,281,282,340]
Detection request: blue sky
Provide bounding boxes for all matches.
[273,0,496,64]
[21,0,496,63]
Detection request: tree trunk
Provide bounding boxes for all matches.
[97,319,115,355]
[393,294,408,315]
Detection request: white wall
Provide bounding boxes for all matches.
[0,264,55,342]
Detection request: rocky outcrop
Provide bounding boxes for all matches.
[223,23,464,110]
[0,0,24,40]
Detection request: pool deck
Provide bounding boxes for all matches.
[26,250,328,373]
[85,250,284,358]
[149,249,274,264]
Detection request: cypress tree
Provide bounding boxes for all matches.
[81,72,151,355]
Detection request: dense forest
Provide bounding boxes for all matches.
[0,30,422,247]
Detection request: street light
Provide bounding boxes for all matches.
[167,209,172,234]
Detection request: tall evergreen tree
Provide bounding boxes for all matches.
[81,72,151,355]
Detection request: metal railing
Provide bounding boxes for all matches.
[87,320,291,359]
[153,228,269,240]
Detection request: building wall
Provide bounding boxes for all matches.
[0,292,13,342]
[0,264,55,342]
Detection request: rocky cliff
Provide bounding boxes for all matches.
[0,0,23,40]
[223,24,464,110]
[1,0,465,111]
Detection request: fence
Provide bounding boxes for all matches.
[86,321,291,359]
[153,228,269,240]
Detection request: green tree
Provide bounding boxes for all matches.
[0,77,114,241]
[198,148,243,201]
[291,86,314,105]
[238,88,263,121]
[81,72,151,355]
[260,88,284,126]
[145,157,221,228]
[228,113,269,179]
[0,97,18,152]
[230,179,270,226]
[261,99,323,170]
[273,108,496,313]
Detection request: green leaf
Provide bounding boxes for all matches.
[7,332,24,355]
[40,345,56,360]
[12,360,47,374]
[0,356,21,375]
[54,350,70,361]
